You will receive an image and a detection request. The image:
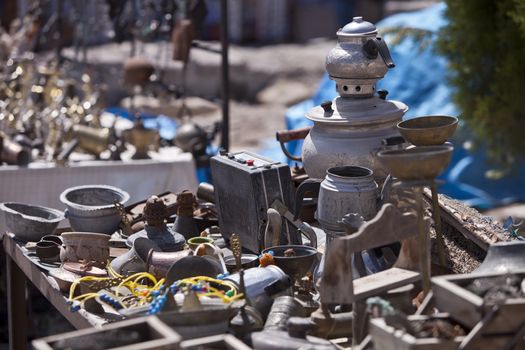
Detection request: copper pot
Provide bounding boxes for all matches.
[146,250,191,278]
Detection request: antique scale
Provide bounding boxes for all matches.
[301,16,408,183]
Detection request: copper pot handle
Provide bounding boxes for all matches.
[275,126,312,162]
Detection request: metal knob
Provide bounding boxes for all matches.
[321,101,333,113]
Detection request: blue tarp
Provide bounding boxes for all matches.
[260,3,525,210]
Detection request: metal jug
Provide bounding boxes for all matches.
[295,166,390,233]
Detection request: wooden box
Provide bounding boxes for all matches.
[369,314,463,350]
[432,270,525,334]
[181,334,252,349]
[32,316,181,350]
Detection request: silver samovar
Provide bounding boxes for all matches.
[301,17,408,182]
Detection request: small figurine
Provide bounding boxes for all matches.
[127,195,186,251]
[173,190,199,240]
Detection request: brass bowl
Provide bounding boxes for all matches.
[377,145,453,181]
[397,115,458,146]
[123,127,159,159]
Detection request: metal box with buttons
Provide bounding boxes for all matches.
[210,151,298,253]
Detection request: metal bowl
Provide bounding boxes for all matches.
[377,145,453,181]
[59,185,129,234]
[224,254,259,272]
[397,115,458,146]
[0,202,64,242]
[261,245,318,279]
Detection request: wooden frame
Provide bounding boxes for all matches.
[432,270,525,334]
[32,316,181,350]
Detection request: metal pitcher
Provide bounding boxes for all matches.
[295,166,389,233]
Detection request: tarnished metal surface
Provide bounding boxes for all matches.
[59,185,130,234]
[301,16,407,182]
[474,241,525,274]
[0,202,63,242]
[71,125,111,156]
[122,123,159,160]
[264,296,305,331]
[261,245,318,280]
[226,265,291,317]
[1,136,31,165]
[397,115,458,146]
[325,17,392,97]
[317,166,378,230]
[377,145,453,182]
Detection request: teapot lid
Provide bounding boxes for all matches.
[338,17,377,36]
[306,96,407,126]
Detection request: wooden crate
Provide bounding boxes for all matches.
[369,315,463,350]
[432,270,525,334]
[32,316,181,350]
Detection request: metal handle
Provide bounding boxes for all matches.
[363,37,395,68]
[275,127,311,162]
[294,179,321,221]
[375,37,395,68]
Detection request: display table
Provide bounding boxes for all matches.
[2,233,119,350]
[0,149,198,231]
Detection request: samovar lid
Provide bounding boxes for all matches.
[338,16,377,37]
[305,95,408,126]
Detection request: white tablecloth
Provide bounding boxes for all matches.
[0,149,198,231]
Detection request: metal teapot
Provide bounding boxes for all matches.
[326,16,394,96]
[300,17,407,182]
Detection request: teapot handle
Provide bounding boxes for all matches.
[275,127,311,162]
[293,179,321,221]
[363,37,395,68]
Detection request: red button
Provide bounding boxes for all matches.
[246,159,254,166]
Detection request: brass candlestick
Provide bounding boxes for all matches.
[230,233,247,303]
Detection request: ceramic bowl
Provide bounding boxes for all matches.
[36,241,61,263]
[187,236,215,250]
[41,235,63,245]
[0,202,64,242]
[59,185,129,234]
[60,232,111,267]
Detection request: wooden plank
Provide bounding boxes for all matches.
[354,268,421,300]
[320,203,424,304]
[2,234,109,330]
[6,253,28,350]
[425,191,508,251]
